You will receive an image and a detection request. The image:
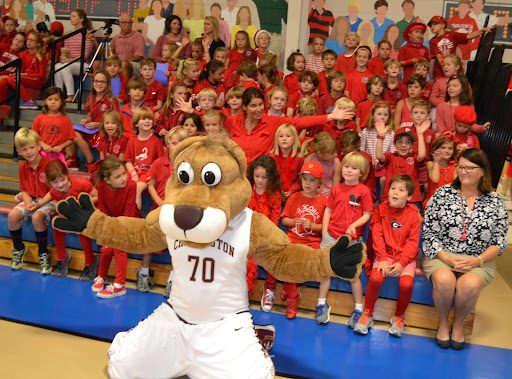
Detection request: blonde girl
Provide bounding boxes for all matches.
[430,54,463,107]
[156,84,189,135]
[175,58,201,92]
[202,110,226,136]
[267,87,288,117]
[98,110,127,161]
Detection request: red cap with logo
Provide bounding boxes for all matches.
[403,22,427,42]
[428,16,447,27]
[394,126,416,142]
[454,105,477,125]
[300,161,323,179]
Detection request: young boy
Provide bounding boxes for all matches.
[413,59,432,101]
[120,78,147,138]
[281,161,327,319]
[345,45,373,105]
[383,59,407,111]
[9,128,54,274]
[335,32,360,75]
[140,58,166,113]
[286,70,320,116]
[318,71,345,114]
[368,40,391,76]
[356,75,385,130]
[354,174,421,337]
[105,55,129,104]
[398,22,430,81]
[195,88,218,114]
[317,49,337,97]
[237,61,260,90]
[306,36,326,74]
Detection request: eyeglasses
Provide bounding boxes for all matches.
[120,21,133,24]
[93,80,108,84]
[456,165,481,173]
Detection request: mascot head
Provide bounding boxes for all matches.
[159,136,252,248]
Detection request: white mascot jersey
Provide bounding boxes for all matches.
[165,208,253,324]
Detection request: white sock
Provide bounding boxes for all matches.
[317,298,326,306]
[140,267,149,275]
[355,303,364,312]
[114,282,124,289]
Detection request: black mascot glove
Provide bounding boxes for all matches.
[329,236,364,279]
[52,193,95,233]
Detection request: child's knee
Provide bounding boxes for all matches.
[8,208,23,223]
[31,211,48,227]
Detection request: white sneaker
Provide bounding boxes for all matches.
[91,276,105,292]
[261,288,275,312]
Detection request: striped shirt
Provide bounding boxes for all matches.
[305,54,324,73]
[64,32,94,62]
[307,8,334,43]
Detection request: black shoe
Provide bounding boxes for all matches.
[435,337,451,349]
[450,339,465,350]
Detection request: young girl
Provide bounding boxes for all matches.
[356,75,385,130]
[424,137,456,207]
[227,30,257,75]
[247,155,283,313]
[258,64,279,103]
[38,160,97,279]
[368,40,391,76]
[281,161,327,319]
[105,55,129,104]
[323,97,358,144]
[174,58,201,96]
[345,45,373,105]
[93,157,140,298]
[306,36,325,74]
[302,132,340,197]
[183,113,204,137]
[320,152,373,326]
[98,110,128,161]
[394,74,424,129]
[194,59,226,107]
[156,83,189,136]
[360,101,395,197]
[202,110,226,136]
[255,29,272,60]
[190,40,207,71]
[451,105,481,158]
[270,124,304,199]
[124,107,165,210]
[429,54,462,107]
[335,32,360,74]
[267,87,288,117]
[0,31,46,110]
[283,51,306,96]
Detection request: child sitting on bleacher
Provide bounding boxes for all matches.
[140,58,167,115]
[37,159,98,279]
[120,78,147,139]
[98,110,128,161]
[105,55,129,104]
[354,174,421,337]
[93,157,140,299]
[9,128,54,274]
[156,83,188,136]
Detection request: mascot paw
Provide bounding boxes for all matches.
[329,236,366,281]
[53,193,95,233]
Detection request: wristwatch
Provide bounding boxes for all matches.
[477,255,485,267]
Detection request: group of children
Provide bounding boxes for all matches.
[4,13,493,338]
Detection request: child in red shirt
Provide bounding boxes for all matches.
[248,156,283,313]
[105,55,129,105]
[286,70,320,117]
[335,32,359,74]
[227,30,257,82]
[223,86,244,117]
[266,87,288,117]
[270,124,304,200]
[398,22,429,81]
[413,60,432,101]
[451,105,481,158]
[283,51,306,97]
[320,152,373,326]
[354,174,421,337]
[356,74,385,130]
[190,40,207,71]
[156,83,188,136]
[368,40,391,77]
[318,71,345,115]
[383,59,407,110]
[296,97,323,140]
[0,15,17,51]
[345,46,373,105]
[193,59,226,106]
[281,161,327,319]
[317,49,337,97]
[429,54,462,107]
[9,128,54,274]
[174,58,201,97]
[394,74,425,129]
[38,160,98,279]
[98,110,128,161]
[140,58,167,114]
[323,97,358,141]
[93,157,140,298]
[125,107,165,210]
[424,137,456,207]
[120,78,147,139]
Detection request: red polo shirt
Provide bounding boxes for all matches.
[97,135,128,159]
[19,156,51,198]
[32,114,76,147]
[85,95,119,123]
[143,80,167,109]
[96,180,140,217]
[368,56,388,77]
[193,79,226,99]
[50,177,94,201]
[335,53,356,75]
[346,69,373,105]
[383,82,407,110]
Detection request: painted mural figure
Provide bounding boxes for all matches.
[370,0,394,47]
[308,0,335,44]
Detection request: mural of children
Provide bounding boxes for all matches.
[210,2,231,47]
[380,24,400,59]
[346,0,363,33]
[133,0,150,32]
[142,0,166,47]
[9,0,26,31]
[231,5,257,48]
[370,0,394,47]
[222,0,240,30]
[2,0,12,16]
[308,0,335,44]
[326,16,350,55]
[447,0,479,60]
[357,20,375,51]
[32,0,55,27]
[396,0,421,46]
[182,1,205,42]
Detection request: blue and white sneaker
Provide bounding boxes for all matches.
[347,309,363,329]
[315,303,331,324]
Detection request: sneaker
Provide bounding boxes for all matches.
[347,309,363,329]
[354,310,374,335]
[136,268,154,292]
[91,276,105,293]
[261,288,275,312]
[11,245,26,270]
[80,256,98,281]
[389,316,406,338]
[54,251,72,277]
[39,253,52,275]
[20,100,39,110]
[164,280,172,298]
[254,324,276,351]
[97,284,126,298]
[315,303,331,324]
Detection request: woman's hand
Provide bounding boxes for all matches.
[328,106,355,122]
[387,262,404,277]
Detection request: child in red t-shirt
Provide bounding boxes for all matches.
[429,54,462,107]
[93,157,140,298]
[98,110,128,161]
[120,78,147,139]
[9,128,54,274]
[266,87,288,117]
[173,58,201,97]
[281,161,327,319]
[383,59,407,110]
[38,160,98,279]
[270,124,304,200]
[318,71,345,115]
[193,59,226,106]
[156,83,188,136]
[237,61,260,91]
[451,105,481,158]
[323,97,358,142]
[0,15,17,51]
[140,58,167,114]
[223,86,244,117]
[320,152,373,326]
[335,32,359,74]
[354,174,421,337]
[248,155,283,312]
[202,110,226,137]
[424,137,456,207]
[368,40,391,77]
[317,49,337,97]
[286,70,320,117]
[283,51,306,97]
[345,46,373,105]
[190,40,207,71]
[413,60,432,101]
[356,75,385,130]
[398,22,429,81]
[227,30,257,81]
[125,107,165,210]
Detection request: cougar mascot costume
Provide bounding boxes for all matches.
[54,136,366,379]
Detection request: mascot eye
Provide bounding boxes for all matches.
[201,163,222,186]
[177,162,195,185]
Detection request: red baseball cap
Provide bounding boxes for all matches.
[50,21,64,35]
[454,105,477,125]
[428,16,447,27]
[300,161,323,179]
[403,22,427,42]
[394,126,416,142]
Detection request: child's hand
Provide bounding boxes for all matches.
[283,191,291,199]
[80,118,88,125]
[372,160,383,171]
[483,121,491,130]
[377,260,390,276]
[52,146,63,153]
[25,202,39,212]
[176,96,193,114]
[432,149,443,163]
[387,262,404,277]
[42,144,52,153]
[457,143,468,153]
[416,118,431,135]
[295,218,303,227]
[158,129,167,136]
[130,171,139,182]
[375,120,389,136]
[345,224,357,238]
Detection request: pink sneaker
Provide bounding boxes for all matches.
[97,284,126,298]
[91,276,105,292]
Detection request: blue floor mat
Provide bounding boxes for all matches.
[0,266,510,379]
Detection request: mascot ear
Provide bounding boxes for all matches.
[171,136,205,163]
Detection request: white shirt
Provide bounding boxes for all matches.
[221,7,240,30]
[32,1,56,23]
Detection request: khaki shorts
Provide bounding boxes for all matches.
[422,252,496,287]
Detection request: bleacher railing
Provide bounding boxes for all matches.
[48,26,87,112]
[0,58,22,159]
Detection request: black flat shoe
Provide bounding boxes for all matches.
[450,339,465,350]
[435,337,451,349]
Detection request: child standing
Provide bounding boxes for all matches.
[286,70,320,117]
[356,75,385,130]
[394,74,425,129]
[93,157,140,298]
[383,59,407,111]
[227,30,257,77]
[345,46,373,105]
[120,78,147,139]
[140,58,167,114]
[318,71,345,115]
[335,32,360,75]
[98,110,128,161]
[303,132,340,197]
[267,87,288,117]
[281,161,327,319]
[353,174,421,337]
[451,105,481,157]
[9,128,54,274]
[270,124,304,200]
[368,40,391,77]
[317,49,337,97]
[429,54,462,107]
[398,22,429,81]
[320,152,373,326]
[283,51,306,96]
[306,36,326,73]
[424,137,456,207]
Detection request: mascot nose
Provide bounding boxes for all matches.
[174,205,204,231]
